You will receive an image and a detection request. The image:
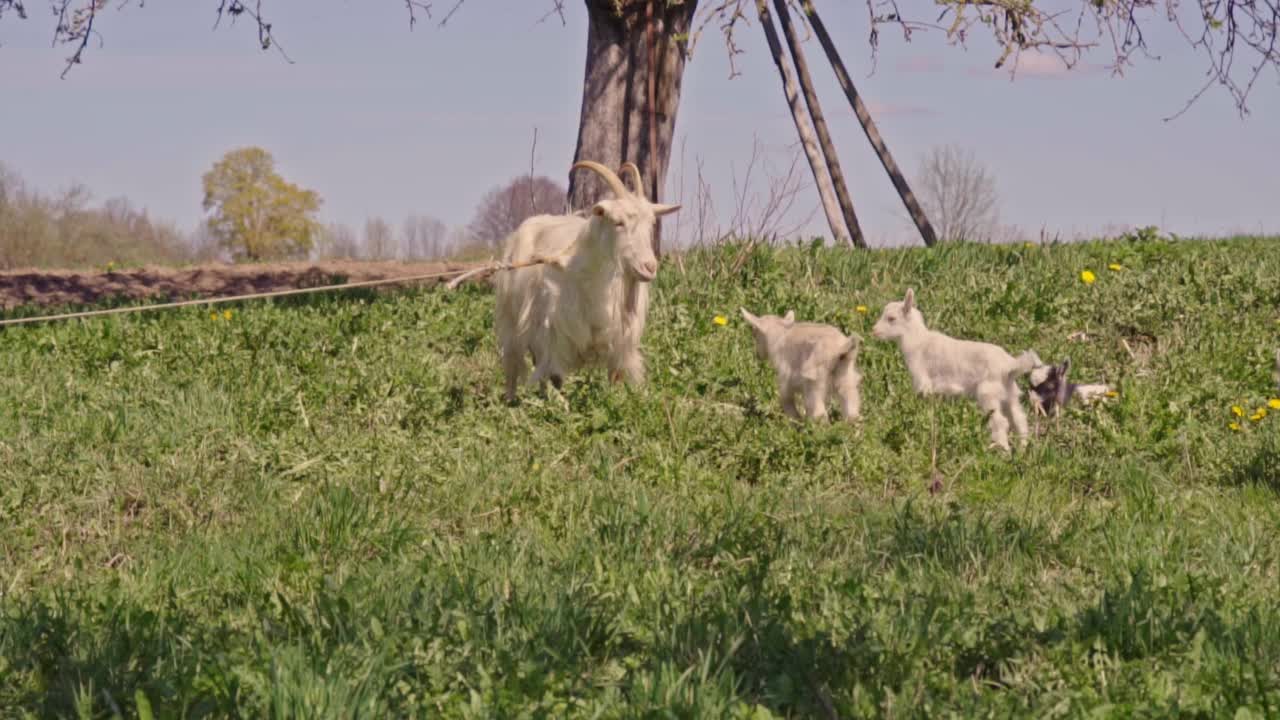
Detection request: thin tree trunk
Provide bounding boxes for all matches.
[802,0,939,247]
[772,0,866,248]
[755,0,848,247]
[568,0,698,256]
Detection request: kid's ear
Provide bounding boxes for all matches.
[740,307,760,327]
[902,288,915,313]
[782,310,795,325]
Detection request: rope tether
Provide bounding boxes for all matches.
[0,256,558,329]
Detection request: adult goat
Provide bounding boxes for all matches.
[494,160,680,403]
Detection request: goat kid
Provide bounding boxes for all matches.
[872,288,1040,451]
[494,161,680,403]
[1027,357,1114,417]
[740,308,862,422]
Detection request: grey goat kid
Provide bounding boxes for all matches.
[1027,357,1115,417]
[740,308,863,422]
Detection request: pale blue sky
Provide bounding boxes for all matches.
[2,1,1277,247]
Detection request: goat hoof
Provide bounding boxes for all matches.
[550,374,563,390]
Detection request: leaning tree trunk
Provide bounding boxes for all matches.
[802,0,939,247]
[755,0,849,247]
[567,0,699,255]
[773,0,866,248]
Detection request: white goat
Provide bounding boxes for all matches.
[872,288,1040,451]
[740,308,863,422]
[494,160,680,403]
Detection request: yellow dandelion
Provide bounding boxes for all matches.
[1023,242,1035,249]
[223,309,233,320]
[1080,270,1096,285]
[713,315,728,326]
[1250,408,1267,421]
[1105,390,1119,398]
[1108,263,1123,271]
[855,305,868,314]
[1229,422,1241,431]
[1232,405,1245,417]
[1268,399,1280,410]
[209,311,218,321]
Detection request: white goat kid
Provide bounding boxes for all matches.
[872,288,1040,451]
[494,161,680,403]
[740,308,863,422]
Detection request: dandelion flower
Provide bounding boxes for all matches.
[1105,390,1119,398]
[223,309,233,320]
[209,312,218,321]
[1080,270,1096,285]
[1108,263,1123,271]
[1023,242,1035,249]
[713,315,728,326]
[1229,422,1241,431]
[1232,405,1245,417]
[855,305,868,314]
[1250,408,1267,421]
[1269,399,1280,410]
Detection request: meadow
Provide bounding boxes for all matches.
[1,235,1278,718]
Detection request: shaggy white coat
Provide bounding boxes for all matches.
[493,162,679,403]
[741,308,862,422]
[872,288,1040,451]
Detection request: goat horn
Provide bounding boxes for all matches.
[618,162,646,199]
[571,160,629,200]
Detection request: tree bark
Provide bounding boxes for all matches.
[568,0,698,255]
[802,0,939,247]
[772,0,866,248]
[755,0,848,247]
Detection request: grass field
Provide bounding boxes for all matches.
[2,236,1279,718]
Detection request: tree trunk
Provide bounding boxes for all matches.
[755,0,849,247]
[568,0,699,256]
[773,0,866,248]
[802,0,939,247]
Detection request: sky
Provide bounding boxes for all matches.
[2,1,1278,248]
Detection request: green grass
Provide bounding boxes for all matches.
[1,236,1279,718]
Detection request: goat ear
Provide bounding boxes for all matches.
[739,307,760,327]
[902,288,915,312]
[782,310,795,325]
[652,203,682,217]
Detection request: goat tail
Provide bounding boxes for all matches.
[1007,349,1042,381]
[833,334,862,376]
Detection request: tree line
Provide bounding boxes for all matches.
[0,146,577,269]
[1,140,1004,271]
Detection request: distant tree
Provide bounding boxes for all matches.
[402,214,448,259]
[313,222,359,260]
[0,164,192,269]
[916,145,999,243]
[362,217,395,260]
[201,147,322,262]
[468,175,567,249]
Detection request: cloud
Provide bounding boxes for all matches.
[967,49,1104,79]
[896,54,945,74]
[865,100,938,118]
